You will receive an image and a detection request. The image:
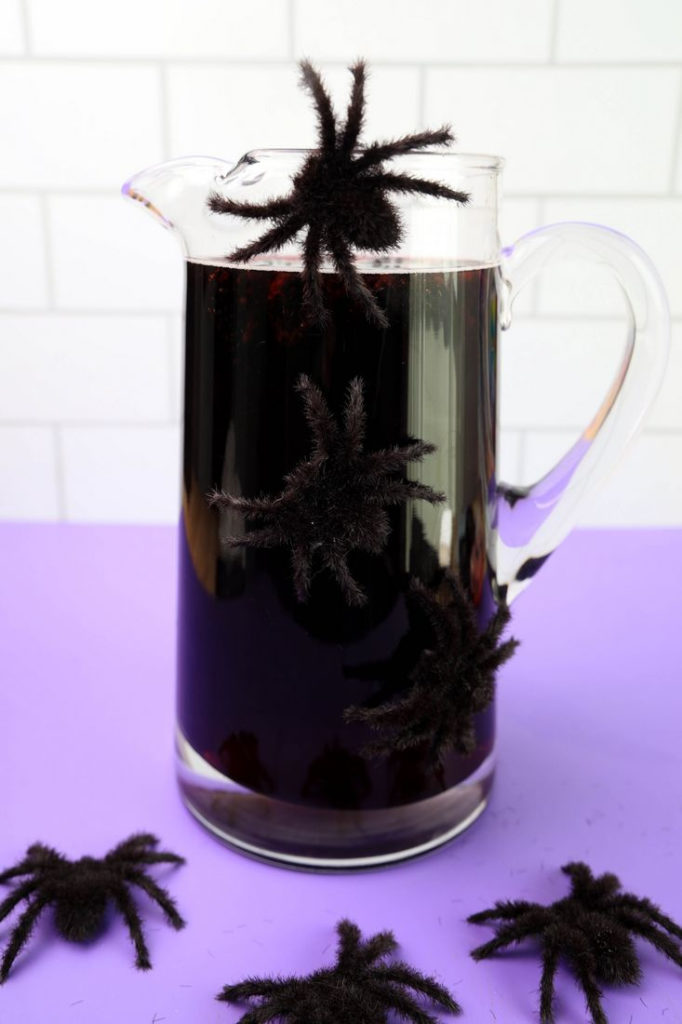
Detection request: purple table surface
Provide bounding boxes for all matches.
[1,524,682,1024]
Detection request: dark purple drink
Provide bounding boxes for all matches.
[176,261,500,864]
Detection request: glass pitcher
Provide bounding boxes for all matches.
[123,150,669,869]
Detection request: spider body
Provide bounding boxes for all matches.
[469,862,682,1024]
[209,374,444,607]
[0,834,185,980]
[208,60,468,327]
[219,918,461,1023]
[345,571,518,762]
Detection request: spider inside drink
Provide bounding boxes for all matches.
[176,258,501,865]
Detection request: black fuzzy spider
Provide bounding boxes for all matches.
[208,60,468,328]
[0,833,185,980]
[218,918,461,1022]
[209,374,444,607]
[345,571,518,763]
[469,861,682,1024]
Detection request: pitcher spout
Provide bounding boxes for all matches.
[122,155,240,255]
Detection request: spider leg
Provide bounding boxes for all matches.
[346,689,416,728]
[0,844,61,882]
[300,223,329,328]
[207,194,292,219]
[295,374,339,457]
[113,851,185,868]
[300,60,337,151]
[362,171,469,205]
[469,916,544,960]
[614,910,682,968]
[477,604,514,659]
[124,869,185,930]
[372,478,445,505]
[219,977,289,1001]
[228,528,283,550]
[340,60,367,156]
[208,491,278,517]
[111,883,152,970]
[352,927,397,967]
[369,981,451,1024]
[219,979,300,1024]
[362,440,436,475]
[107,834,184,868]
[324,550,367,607]
[612,894,682,940]
[327,232,389,329]
[106,833,159,858]
[290,544,313,602]
[0,864,34,884]
[568,950,607,1024]
[229,213,305,264]
[371,961,460,1011]
[0,895,50,982]
[352,127,454,171]
[0,880,39,923]
[404,581,461,653]
[478,636,520,676]
[342,377,367,457]
[467,899,541,925]
[222,1005,289,1024]
[539,936,561,1024]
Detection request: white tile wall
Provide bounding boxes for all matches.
[27,0,290,59]
[61,426,180,522]
[520,432,682,527]
[0,195,48,307]
[0,1,25,56]
[0,315,172,421]
[49,198,183,311]
[167,64,422,158]
[0,427,59,519]
[539,199,682,317]
[499,318,625,430]
[294,0,553,63]
[556,0,682,63]
[425,68,680,195]
[0,0,680,528]
[0,64,163,188]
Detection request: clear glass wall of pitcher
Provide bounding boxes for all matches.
[124,150,669,868]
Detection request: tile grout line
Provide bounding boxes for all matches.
[0,307,183,317]
[159,62,172,161]
[0,419,678,434]
[417,65,426,130]
[525,197,547,315]
[1,56,682,69]
[287,0,296,60]
[1,420,181,429]
[667,69,682,193]
[39,193,56,309]
[516,430,528,485]
[19,0,32,54]
[548,0,561,63]
[52,425,67,520]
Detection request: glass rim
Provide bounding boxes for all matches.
[240,149,504,171]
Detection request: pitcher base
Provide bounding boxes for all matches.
[176,730,493,870]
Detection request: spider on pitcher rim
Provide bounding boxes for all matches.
[208,59,468,327]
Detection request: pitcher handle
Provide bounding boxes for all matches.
[496,222,670,601]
